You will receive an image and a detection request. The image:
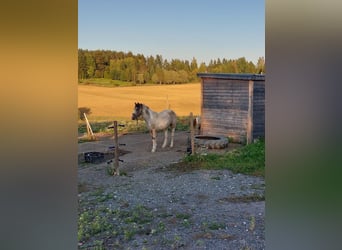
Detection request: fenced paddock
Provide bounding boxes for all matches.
[197,73,265,143]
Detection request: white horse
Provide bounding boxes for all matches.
[131,102,177,152]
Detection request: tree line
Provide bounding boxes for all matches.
[78,49,265,84]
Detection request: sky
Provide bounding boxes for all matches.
[78,0,264,65]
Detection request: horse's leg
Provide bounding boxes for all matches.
[162,129,168,148]
[151,129,157,152]
[170,127,175,148]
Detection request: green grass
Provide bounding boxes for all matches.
[79,78,144,87]
[78,203,155,247]
[78,120,146,135]
[78,121,113,134]
[178,138,265,176]
[79,78,198,88]
[78,116,191,140]
[78,209,113,242]
[207,222,226,230]
[175,213,191,220]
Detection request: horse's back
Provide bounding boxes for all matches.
[164,109,177,122]
[155,109,177,129]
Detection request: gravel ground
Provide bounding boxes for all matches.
[78,132,265,250]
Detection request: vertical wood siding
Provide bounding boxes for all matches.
[199,74,265,143]
[253,81,265,139]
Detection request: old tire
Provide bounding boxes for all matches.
[194,135,229,149]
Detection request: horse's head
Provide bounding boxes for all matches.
[132,102,143,120]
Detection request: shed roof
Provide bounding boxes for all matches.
[197,73,265,81]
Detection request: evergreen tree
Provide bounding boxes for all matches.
[190,57,198,72]
[198,62,207,73]
[256,56,265,74]
[85,52,95,78]
[78,49,87,79]
[78,48,264,83]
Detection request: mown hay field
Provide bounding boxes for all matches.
[78,83,201,121]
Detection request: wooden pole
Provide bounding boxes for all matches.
[113,121,120,175]
[189,112,195,155]
[83,113,95,140]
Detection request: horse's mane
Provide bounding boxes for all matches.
[142,103,149,109]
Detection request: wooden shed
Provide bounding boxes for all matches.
[197,73,265,144]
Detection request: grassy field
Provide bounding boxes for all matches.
[78,83,201,121]
[79,78,150,87]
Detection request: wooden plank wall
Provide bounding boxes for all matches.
[252,81,265,139]
[201,77,265,143]
[201,78,249,142]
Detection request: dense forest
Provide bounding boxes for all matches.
[78,49,265,84]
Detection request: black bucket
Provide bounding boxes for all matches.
[84,151,105,163]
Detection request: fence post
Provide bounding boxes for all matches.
[113,121,120,175]
[83,113,95,140]
[189,112,195,155]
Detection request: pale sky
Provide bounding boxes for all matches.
[79,0,264,64]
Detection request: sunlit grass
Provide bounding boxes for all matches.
[178,139,265,176]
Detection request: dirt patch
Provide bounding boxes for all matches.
[78,131,265,249]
